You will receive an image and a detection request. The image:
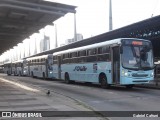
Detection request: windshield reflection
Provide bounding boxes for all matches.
[122,45,154,70]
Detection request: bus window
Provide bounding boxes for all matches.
[86,49,97,62]
[98,47,102,54]
[71,52,77,57]
[78,50,86,63]
[102,46,110,53]
[53,56,57,64]
[88,48,97,55]
[79,50,86,56]
[65,54,70,58]
[97,46,110,61]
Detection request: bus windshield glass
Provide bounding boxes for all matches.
[48,56,53,70]
[121,40,154,70]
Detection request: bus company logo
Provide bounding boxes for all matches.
[73,66,87,71]
[93,63,97,73]
[2,112,11,117]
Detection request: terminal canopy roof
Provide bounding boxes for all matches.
[0,0,76,54]
[31,15,160,58]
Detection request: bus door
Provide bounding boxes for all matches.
[46,59,49,78]
[57,55,61,79]
[111,46,120,84]
[28,62,30,76]
[8,64,12,75]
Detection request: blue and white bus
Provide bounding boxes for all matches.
[27,54,53,79]
[12,59,28,76]
[3,62,12,75]
[52,38,154,88]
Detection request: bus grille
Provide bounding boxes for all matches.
[132,73,148,77]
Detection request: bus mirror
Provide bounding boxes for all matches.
[120,46,123,54]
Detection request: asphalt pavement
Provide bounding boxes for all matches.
[135,78,160,89]
[0,75,106,120]
[1,73,160,120]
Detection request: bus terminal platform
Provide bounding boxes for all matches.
[0,73,160,119]
[0,75,102,120]
[136,78,160,89]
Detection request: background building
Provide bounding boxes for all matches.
[65,33,83,45]
[40,35,50,52]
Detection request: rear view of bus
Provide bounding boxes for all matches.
[120,39,154,88]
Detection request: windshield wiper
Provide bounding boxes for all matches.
[141,66,152,70]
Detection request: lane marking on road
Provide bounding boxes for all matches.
[0,77,40,92]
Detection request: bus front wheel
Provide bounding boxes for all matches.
[100,74,110,89]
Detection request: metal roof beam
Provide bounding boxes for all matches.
[0,4,65,16]
[3,0,76,13]
[0,29,33,35]
[0,18,52,27]
[0,32,30,36]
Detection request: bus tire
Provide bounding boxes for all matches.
[43,72,45,80]
[65,73,70,84]
[126,85,134,89]
[99,74,110,89]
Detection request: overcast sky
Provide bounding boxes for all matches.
[43,0,160,47]
[1,0,160,60]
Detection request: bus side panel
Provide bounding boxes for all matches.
[98,62,112,84]
[61,64,94,82]
[61,62,112,83]
[53,64,59,79]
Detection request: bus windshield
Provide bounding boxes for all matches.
[48,56,53,70]
[121,40,154,70]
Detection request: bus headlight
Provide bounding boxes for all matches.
[124,72,128,76]
[122,70,128,76]
[151,72,154,77]
[49,71,53,74]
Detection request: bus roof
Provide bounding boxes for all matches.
[53,38,121,56]
[12,59,26,63]
[26,54,52,61]
[53,38,150,56]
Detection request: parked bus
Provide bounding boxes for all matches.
[0,62,4,73]
[3,62,12,75]
[27,54,53,79]
[52,38,154,88]
[12,59,28,76]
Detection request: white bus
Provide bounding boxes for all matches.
[3,62,12,75]
[12,59,28,76]
[52,38,154,88]
[27,54,53,79]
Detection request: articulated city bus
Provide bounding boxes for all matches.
[12,59,28,76]
[52,38,154,88]
[26,54,53,79]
